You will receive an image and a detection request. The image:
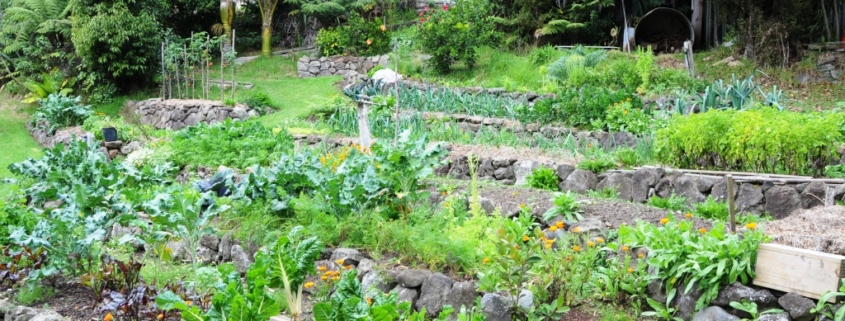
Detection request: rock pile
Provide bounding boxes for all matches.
[131,99,258,130]
[296,55,389,78]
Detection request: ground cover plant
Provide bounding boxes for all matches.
[167,119,294,169]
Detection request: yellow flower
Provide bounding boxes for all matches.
[344,265,353,270]
[587,241,595,247]
[549,226,558,232]
[545,244,552,249]
[105,313,114,321]
[366,297,373,305]
[272,127,282,135]
[304,282,315,288]
[746,222,757,230]
[685,213,692,219]
[660,218,669,225]
[637,253,644,259]
[335,259,345,265]
[482,257,490,264]
[596,237,604,244]
[519,203,526,208]
[318,266,327,271]
[572,227,581,232]
[444,202,450,207]
[321,275,328,281]
[699,228,707,234]
[627,267,634,273]
[186,300,192,305]
[332,276,341,281]
[555,221,565,229]
[522,235,529,242]
[380,25,387,32]
[572,245,581,252]
[158,313,164,320]
[622,246,629,251]
[623,110,628,115]
[366,39,373,46]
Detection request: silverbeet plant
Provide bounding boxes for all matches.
[261,226,322,321]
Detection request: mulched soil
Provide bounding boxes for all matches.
[0,281,101,321]
[765,205,845,255]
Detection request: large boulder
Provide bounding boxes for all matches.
[397,269,432,288]
[361,270,398,293]
[415,273,454,317]
[481,293,513,321]
[596,172,634,201]
[396,286,420,305]
[559,170,597,194]
[801,181,827,209]
[231,244,252,273]
[331,248,364,266]
[765,186,802,219]
[711,178,738,202]
[692,306,741,321]
[447,281,478,315]
[735,183,765,214]
[778,292,815,321]
[513,161,539,186]
[632,167,664,203]
[556,164,576,181]
[371,68,402,84]
[757,313,792,321]
[673,175,706,204]
[710,282,777,318]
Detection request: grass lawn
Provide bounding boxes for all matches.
[0,96,41,196]
[232,56,341,126]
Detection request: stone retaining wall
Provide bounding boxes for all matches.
[297,54,389,78]
[130,99,258,131]
[26,120,142,160]
[437,156,842,219]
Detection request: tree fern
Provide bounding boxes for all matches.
[1,0,70,53]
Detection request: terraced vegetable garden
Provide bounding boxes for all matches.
[4,46,845,321]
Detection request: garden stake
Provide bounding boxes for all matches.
[160,42,165,99]
[231,29,236,102]
[727,174,736,233]
[220,37,224,102]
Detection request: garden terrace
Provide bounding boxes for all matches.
[131,99,260,130]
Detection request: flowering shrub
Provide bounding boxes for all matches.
[598,99,652,135]
[416,0,498,73]
[316,13,391,57]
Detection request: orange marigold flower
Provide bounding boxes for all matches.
[186,300,192,306]
[637,253,644,259]
[572,245,581,252]
[366,39,373,46]
[105,313,114,321]
[321,275,328,281]
[699,228,707,234]
[304,282,315,288]
[522,235,529,242]
[158,313,164,320]
[549,226,558,232]
[627,267,634,273]
[332,276,341,281]
[587,241,595,247]
[317,266,327,271]
[344,265,353,270]
[335,259,345,265]
[746,222,757,230]
[572,227,581,232]
[380,25,387,32]
[596,237,604,244]
[660,218,669,225]
[366,297,373,305]
[622,246,629,251]
[685,213,693,218]
[555,221,565,229]
[482,257,490,264]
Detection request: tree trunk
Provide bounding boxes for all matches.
[262,21,273,57]
[691,0,703,47]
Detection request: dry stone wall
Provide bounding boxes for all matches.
[130,99,258,130]
[26,120,142,160]
[297,54,389,78]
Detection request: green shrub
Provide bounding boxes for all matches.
[655,108,844,176]
[599,99,652,135]
[825,164,845,178]
[634,46,654,94]
[647,194,688,211]
[547,46,606,85]
[241,91,275,114]
[576,157,616,173]
[416,0,498,73]
[32,94,93,132]
[614,148,643,168]
[526,166,559,191]
[519,86,642,129]
[529,45,562,66]
[315,13,391,57]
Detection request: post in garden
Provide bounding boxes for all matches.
[356,99,373,148]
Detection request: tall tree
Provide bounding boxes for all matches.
[219,0,233,46]
[258,0,279,57]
